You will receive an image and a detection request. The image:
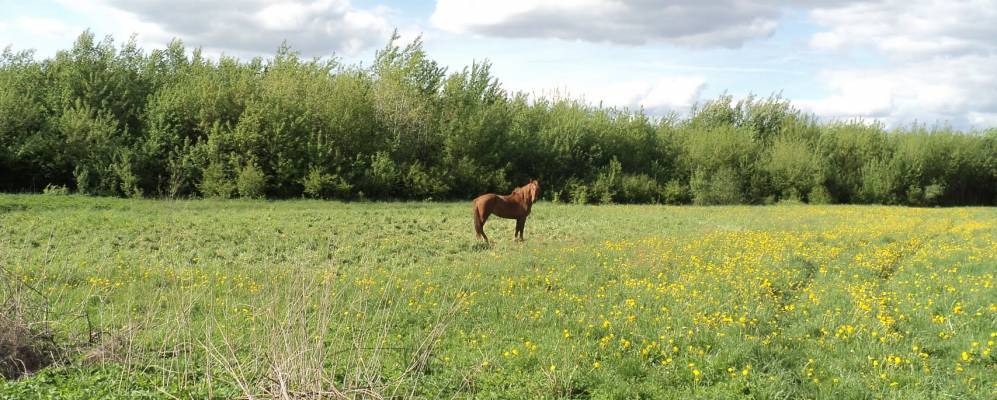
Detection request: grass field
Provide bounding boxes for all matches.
[0,195,994,399]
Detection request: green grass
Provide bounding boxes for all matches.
[1,194,994,399]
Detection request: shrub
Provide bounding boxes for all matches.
[618,174,659,203]
[302,168,330,199]
[777,188,803,204]
[302,167,353,199]
[42,184,69,196]
[361,152,399,198]
[923,183,945,205]
[237,163,267,199]
[113,155,143,198]
[199,163,236,199]
[691,168,743,205]
[72,166,94,196]
[565,180,590,205]
[590,158,622,204]
[859,158,900,204]
[808,185,833,204]
[447,157,508,198]
[403,162,449,200]
[907,182,946,206]
[764,136,820,199]
[661,179,690,205]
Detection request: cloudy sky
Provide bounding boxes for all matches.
[2,0,996,128]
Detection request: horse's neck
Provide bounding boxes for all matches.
[508,188,532,212]
[519,189,533,212]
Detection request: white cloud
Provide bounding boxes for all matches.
[968,112,997,127]
[515,75,706,115]
[617,76,707,114]
[798,71,894,119]
[431,0,781,48]
[57,0,392,57]
[804,0,997,127]
[801,55,997,127]
[808,0,997,58]
[14,17,72,37]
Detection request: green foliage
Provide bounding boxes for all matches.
[618,174,660,204]
[403,161,449,200]
[301,166,352,199]
[808,184,833,205]
[112,153,143,198]
[198,162,235,199]
[860,158,901,204]
[236,162,267,199]
[765,136,821,201]
[907,182,946,207]
[691,167,744,205]
[362,151,399,198]
[0,32,994,205]
[41,184,69,196]
[661,179,691,205]
[590,158,622,204]
[565,179,590,205]
[0,364,237,399]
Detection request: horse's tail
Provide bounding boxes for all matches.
[472,199,488,242]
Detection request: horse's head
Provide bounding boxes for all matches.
[529,179,540,203]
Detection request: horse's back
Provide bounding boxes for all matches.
[473,193,499,205]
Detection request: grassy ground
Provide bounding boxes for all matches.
[0,194,994,399]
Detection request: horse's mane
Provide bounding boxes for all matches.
[510,182,533,196]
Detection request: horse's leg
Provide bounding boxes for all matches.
[474,208,489,244]
[515,217,525,241]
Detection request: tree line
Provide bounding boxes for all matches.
[1,31,994,205]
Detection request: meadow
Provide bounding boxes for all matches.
[0,194,994,399]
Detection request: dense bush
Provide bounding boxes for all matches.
[236,163,267,199]
[0,31,994,205]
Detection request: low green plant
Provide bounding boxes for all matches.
[236,163,267,199]
[41,184,69,196]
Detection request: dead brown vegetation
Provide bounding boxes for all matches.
[0,266,61,379]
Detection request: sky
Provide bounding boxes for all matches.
[2,0,996,129]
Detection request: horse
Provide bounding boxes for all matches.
[472,179,540,244]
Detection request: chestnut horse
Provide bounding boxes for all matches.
[472,179,540,244]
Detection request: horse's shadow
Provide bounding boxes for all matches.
[470,238,531,251]
[470,241,492,251]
